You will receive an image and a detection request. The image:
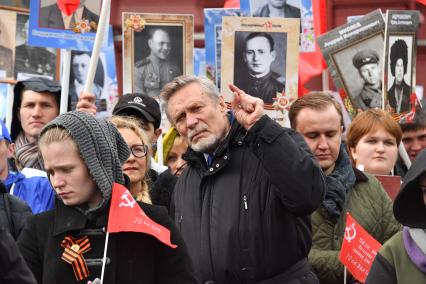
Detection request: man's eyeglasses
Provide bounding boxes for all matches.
[130,144,148,158]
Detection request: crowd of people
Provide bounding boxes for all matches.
[0,72,426,283]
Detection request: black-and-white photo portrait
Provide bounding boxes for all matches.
[233,31,287,104]
[14,13,57,80]
[251,0,301,18]
[387,36,413,114]
[133,25,183,98]
[0,10,15,79]
[39,0,100,30]
[68,50,105,111]
[332,34,384,110]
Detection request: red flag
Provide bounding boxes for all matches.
[339,213,382,283]
[57,0,80,16]
[417,0,426,5]
[107,183,177,248]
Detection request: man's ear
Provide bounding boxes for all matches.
[154,128,162,141]
[218,96,227,113]
[6,142,15,159]
[148,39,153,49]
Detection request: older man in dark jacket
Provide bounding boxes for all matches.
[161,75,326,283]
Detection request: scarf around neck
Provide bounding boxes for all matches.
[15,132,44,171]
[323,145,356,222]
[403,227,426,273]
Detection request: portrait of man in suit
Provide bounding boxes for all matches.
[39,0,100,30]
[68,51,104,110]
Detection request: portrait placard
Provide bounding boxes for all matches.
[122,13,193,97]
[204,8,241,88]
[383,10,420,120]
[29,0,102,50]
[318,9,385,117]
[0,7,59,82]
[240,0,315,52]
[64,26,118,117]
[221,16,299,126]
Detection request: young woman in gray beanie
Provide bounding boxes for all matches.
[17,111,197,284]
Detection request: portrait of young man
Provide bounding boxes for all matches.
[233,31,286,104]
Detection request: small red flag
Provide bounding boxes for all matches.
[339,213,382,283]
[107,183,177,248]
[57,0,80,16]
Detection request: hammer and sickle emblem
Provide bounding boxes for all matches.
[344,223,357,243]
[119,192,136,208]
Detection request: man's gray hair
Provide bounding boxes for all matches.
[160,75,220,122]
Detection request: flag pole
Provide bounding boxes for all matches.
[100,231,110,284]
[343,266,347,284]
[83,0,111,96]
[398,143,412,170]
[60,49,71,114]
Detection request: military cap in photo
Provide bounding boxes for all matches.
[352,49,380,69]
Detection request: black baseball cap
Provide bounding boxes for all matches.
[113,93,161,129]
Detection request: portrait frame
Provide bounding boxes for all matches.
[64,26,118,117]
[317,9,385,117]
[0,6,59,83]
[221,16,300,126]
[28,0,102,50]
[383,10,420,119]
[122,13,194,96]
[0,0,29,10]
[330,32,385,111]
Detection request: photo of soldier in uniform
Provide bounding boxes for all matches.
[233,31,286,104]
[39,0,100,30]
[133,25,183,98]
[68,50,105,111]
[351,49,382,110]
[14,14,57,80]
[331,33,384,111]
[387,36,413,114]
[0,11,15,79]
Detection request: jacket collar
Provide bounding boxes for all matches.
[52,201,108,236]
[184,113,245,169]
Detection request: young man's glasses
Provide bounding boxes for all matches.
[130,144,148,158]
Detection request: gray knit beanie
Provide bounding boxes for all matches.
[40,111,130,214]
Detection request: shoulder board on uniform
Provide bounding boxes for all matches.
[135,57,151,67]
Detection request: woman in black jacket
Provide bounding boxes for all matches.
[17,111,196,284]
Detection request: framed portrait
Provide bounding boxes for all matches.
[383,10,420,118]
[330,33,384,111]
[0,6,59,82]
[318,9,385,116]
[29,0,102,50]
[64,26,118,117]
[122,13,194,97]
[221,16,300,126]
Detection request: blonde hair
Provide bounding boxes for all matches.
[110,115,152,204]
[39,126,75,149]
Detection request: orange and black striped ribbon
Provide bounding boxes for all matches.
[60,235,92,281]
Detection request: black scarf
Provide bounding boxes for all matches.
[323,146,356,222]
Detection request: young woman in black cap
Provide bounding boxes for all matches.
[17,111,196,283]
